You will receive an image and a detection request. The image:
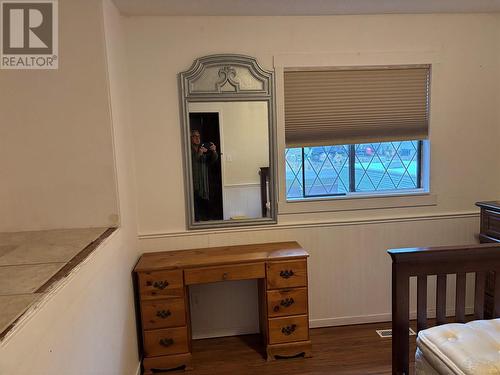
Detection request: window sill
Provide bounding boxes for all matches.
[279,192,437,215]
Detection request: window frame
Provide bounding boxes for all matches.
[286,140,426,201]
[274,52,439,214]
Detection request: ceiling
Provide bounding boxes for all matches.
[113,0,500,16]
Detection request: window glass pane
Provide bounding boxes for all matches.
[354,141,419,192]
[285,148,303,199]
[303,146,350,197]
[286,141,421,200]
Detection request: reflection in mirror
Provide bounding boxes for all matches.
[188,102,269,222]
[179,54,276,229]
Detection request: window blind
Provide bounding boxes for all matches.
[284,66,430,147]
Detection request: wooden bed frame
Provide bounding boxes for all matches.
[388,242,500,375]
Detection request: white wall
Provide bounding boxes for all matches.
[0,0,120,232]
[0,1,140,374]
[125,14,500,336]
[126,14,500,234]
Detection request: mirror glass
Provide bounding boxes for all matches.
[180,54,276,229]
[188,101,269,222]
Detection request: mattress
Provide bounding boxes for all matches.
[416,347,440,374]
[415,319,500,374]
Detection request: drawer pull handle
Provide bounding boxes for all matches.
[156,310,171,319]
[222,272,228,280]
[280,270,294,279]
[281,324,297,336]
[153,280,169,290]
[274,297,295,312]
[159,338,174,347]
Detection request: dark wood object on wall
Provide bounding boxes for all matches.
[260,167,270,217]
[477,201,500,243]
[476,201,500,318]
[388,242,500,375]
[133,242,311,374]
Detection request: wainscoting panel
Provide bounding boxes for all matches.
[223,183,262,220]
[139,213,479,338]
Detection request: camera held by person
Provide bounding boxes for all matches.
[201,142,215,153]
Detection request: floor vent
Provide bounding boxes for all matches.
[376,328,416,338]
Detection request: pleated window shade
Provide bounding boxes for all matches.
[284,66,430,147]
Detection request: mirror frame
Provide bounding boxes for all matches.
[179,54,277,230]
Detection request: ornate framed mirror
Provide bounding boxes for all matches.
[179,54,277,229]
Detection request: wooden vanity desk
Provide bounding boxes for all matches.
[133,242,311,374]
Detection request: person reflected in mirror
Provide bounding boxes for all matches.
[191,129,218,221]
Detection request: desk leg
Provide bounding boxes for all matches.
[185,285,193,354]
[258,279,269,348]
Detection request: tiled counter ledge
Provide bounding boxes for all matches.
[0,227,115,340]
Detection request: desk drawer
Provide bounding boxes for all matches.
[266,260,307,289]
[268,315,309,345]
[141,298,186,330]
[184,263,265,285]
[144,326,189,357]
[267,288,307,318]
[138,270,184,299]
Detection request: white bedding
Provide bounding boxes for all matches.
[415,319,500,374]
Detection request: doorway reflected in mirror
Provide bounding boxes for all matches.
[189,113,223,221]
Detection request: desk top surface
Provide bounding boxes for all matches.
[134,241,308,272]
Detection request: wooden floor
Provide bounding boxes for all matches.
[168,322,417,375]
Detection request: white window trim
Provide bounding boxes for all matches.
[279,192,437,214]
[274,51,440,215]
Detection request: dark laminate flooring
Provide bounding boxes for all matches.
[172,321,417,375]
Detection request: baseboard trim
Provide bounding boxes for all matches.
[309,306,476,329]
[310,313,392,328]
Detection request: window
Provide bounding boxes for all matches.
[284,65,430,201]
[286,140,422,199]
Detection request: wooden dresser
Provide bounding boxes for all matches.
[476,201,500,318]
[133,242,311,374]
[477,201,500,244]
